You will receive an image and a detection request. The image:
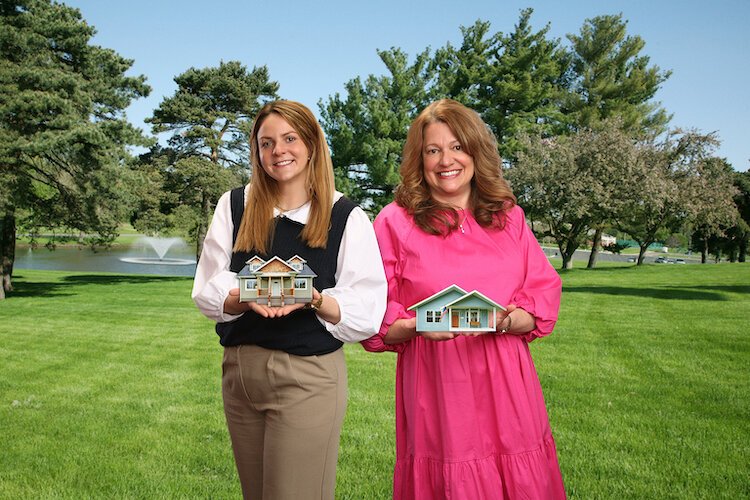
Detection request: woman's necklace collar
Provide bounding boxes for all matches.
[276,199,310,213]
[456,207,469,234]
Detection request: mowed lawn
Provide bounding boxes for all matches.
[1,264,748,499]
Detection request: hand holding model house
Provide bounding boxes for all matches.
[224,255,326,319]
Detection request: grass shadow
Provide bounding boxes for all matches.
[557,264,637,273]
[62,274,193,285]
[563,285,730,301]
[672,285,750,295]
[7,273,192,299]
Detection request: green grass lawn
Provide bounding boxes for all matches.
[1,264,748,499]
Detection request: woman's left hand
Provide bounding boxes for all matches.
[492,304,517,334]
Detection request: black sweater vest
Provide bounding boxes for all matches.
[215,188,357,355]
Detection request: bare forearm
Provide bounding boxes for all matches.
[384,318,419,344]
[313,294,341,325]
[497,306,536,335]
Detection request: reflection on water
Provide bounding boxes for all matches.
[15,245,197,277]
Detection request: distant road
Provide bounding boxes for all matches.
[541,247,702,264]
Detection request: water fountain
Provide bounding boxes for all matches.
[120,236,196,266]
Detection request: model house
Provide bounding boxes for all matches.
[237,255,316,306]
[408,285,505,332]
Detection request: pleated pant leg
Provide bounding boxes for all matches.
[222,344,348,500]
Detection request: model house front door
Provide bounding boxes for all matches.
[451,311,459,328]
[272,279,281,297]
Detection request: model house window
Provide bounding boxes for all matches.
[249,263,260,271]
[469,310,479,323]
[291,262,303,271]
[426,310,443,323]
[244,279,257,290]
[294,279,307,289]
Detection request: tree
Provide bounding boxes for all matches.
[0,0,150,299]
[320,48,434,214]
[613,138,689,265]
[510,124,635,270]
[143,61,278,257]
[614,131,735,265]
[690,156,739,263]
[431,12,570,161]
[511,134,586,270]
[565,13,672,267]
[485,9,570,160]
[430,20,497,108]
[128,147,179,237]
[565,13,671,134]
[164,156,240,247]
[728,170,750,262]
[147,60,278,168]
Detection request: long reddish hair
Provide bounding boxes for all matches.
[395,99,516,235]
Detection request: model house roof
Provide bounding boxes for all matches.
[238,255,317,278]
[407,285,467,311]
[444,290,505,310]
[407,285,505,311]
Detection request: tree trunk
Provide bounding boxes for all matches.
[637,245,647,265]
[587,227,602,269]
[700,238,708,264]
[729,248,737,263]
[1,211,17,300]
[560,241,576,270]
[561,252,574,270]
[739,239,747,263]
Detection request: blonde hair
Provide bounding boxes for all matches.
[395,99,516,235]
[234,100,335,253]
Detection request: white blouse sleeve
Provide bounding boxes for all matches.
[320,206,388,343]
[191,189,243,324]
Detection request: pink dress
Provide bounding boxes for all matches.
[362,203,566,500]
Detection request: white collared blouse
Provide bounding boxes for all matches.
[191,186,387,343]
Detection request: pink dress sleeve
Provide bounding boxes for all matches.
[360,204,410,353]
[507,205,562,342]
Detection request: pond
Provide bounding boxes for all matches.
[14,243,197,277]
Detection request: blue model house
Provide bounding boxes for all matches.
[408,285,505,332]
[237,255,316,306]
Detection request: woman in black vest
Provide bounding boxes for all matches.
[192,100,387,499]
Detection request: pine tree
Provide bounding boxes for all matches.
[144,61,279,257]
[0,0,151,299]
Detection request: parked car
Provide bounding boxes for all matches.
[655,256,686,264]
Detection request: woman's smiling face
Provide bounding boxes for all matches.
[257,113,310,190]
[421,121,475,208]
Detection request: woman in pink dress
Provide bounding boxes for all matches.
[362,99,565,499]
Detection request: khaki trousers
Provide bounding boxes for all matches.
[222,344,348,500]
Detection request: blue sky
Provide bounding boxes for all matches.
[66,0,749,171]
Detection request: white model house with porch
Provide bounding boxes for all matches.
[237,255,316,306]
[408,285,506,333]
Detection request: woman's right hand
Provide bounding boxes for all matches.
[224,288,251,315]
[385,317,458,343]
[384,317,418,344]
